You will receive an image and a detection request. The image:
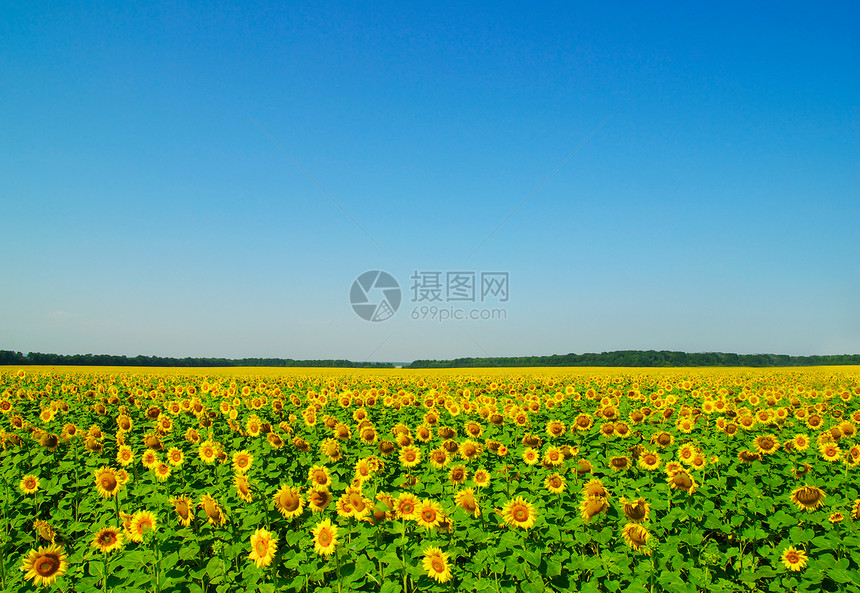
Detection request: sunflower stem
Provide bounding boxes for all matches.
[102,553,109,593]
[334,542,343,593]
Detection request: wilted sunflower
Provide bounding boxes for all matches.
[170,495,193,527]
[622,523,651,554]
[737,449,761,463]
[790,485,826,511]
[621,497,650,523]
[273,485,304,519]
[311,518,339,557]
[609,456,631,472]
[579,495,609,523]
[92,527,123,553]
[33,520,56,544]
[582,478,609,499]
[21,543,68,586]
[781,546,809,571]
[200,494,226,526]
[20,474,40,494]
[129,510,157,542]
[422,546,453,584]
[248,528,277,568]
[500,496,537,529]
[232,450,253,474]
[544,473,566,494]
[94,466,122,498]
[415,499,445,530]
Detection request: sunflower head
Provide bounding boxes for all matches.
[92,527,123,553]
[500,496,537,529]
[422,546,453,584]
[22,543,68,587]
[621,497,650,523]
[790,485,826,511]
[622,523,651,554]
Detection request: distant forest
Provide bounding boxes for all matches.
[0,351,393,368]
[405,350,860,368]
[2,349,859,369]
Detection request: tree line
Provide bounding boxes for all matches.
[0,351,393,368]
[406,350,860,368]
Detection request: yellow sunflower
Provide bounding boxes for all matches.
[232,450,253,474]
[21,543,68,586]
[248,528,277,568]
[620,497,650,523]
[94,466,122,498]
[454,488,480,518]
[129,510,157,542]
[20,474,40,495]
[422,546,453,584]
[399,445,422,468]
[273,485,304,519]
[311,518,339,557]
[544,473,566,494]
[395,492,419,520]
[500,496,537,529]
[307,465,332,490]
[200,494,226,527]
[781,546,808,571]
[414,499,444,530]
[92,527,123,553]
[579,495,609,523]
[234,474,254,503]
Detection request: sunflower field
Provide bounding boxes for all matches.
[1,366,859,593]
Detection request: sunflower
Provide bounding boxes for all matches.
[544,473,566,494]
[311,518,339,557]
[677,443,699,464]
[828,512,844,523]
[345,488,371,520]
[579,495,609,522]
[273,485,304,519]
[399,445,422,468]
[781,546,809,571]
[198,441,218,464]
[638,450,661,471]
[200,494,226,526]
[92,527,123,553]
[116,445,134,467]
[248,528,277,568]
[667,468,698,495]
[581,478,609,499]
[94,466,122,498]
[234,474,254,502]
[455,488,480,517]
[621,497,650,523]
[851,499,860,521]
[609,456,631,472]
[170,495,193,527]
[395,492,419,520]
[20,474,40,494]
[414,499,444,530]
[307,488,333,513]
[500,496,537,529]
[753,434,780,456]
[429,447,450,469]
[651,431,674,448]
[622,523,651,554]
[422,546,453,584]
[307,465,332,490]
[231,450,253,474]
[141,449,159,469]
[21,543,68,586]
[819,442,841,462]
[522,448,539,466]
[446,465,466,486]
[543,446,564,467]
[790,485,826,511]
[472,468,491,488]
[129,510,157,542]
[459,439,482,461]
[33,520,56,544]
[166,447,183,467]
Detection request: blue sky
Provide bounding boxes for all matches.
[1,1,858,362]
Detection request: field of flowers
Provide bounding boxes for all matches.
[0,366,858,593]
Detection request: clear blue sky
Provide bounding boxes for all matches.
[2,1,858,362]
